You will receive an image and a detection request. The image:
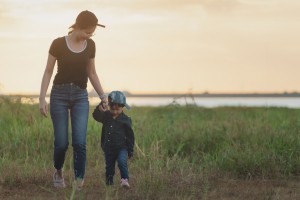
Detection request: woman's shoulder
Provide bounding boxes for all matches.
[50,36,66,47]
[52,36,65,43]
[87,38,95,46]
[49,36,66,55]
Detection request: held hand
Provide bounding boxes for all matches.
[128,152,133,159]
[98,100,108,111]
[102,100,108,110]
[39,99,48,117]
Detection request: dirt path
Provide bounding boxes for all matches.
[206,179,300,200]
[1,179,299,200]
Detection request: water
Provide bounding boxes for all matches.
[123,97,300,108]
[22,96,300,108]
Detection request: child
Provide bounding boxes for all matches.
[93,91,134,188]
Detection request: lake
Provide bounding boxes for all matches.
[21,96,300,108]
[117,97,300,108]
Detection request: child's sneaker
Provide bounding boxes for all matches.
[120,178,130,188]
[53,171,66,188]
[106,175,114,186]
[73,178,84,191]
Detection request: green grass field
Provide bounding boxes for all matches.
[0,97,299,199]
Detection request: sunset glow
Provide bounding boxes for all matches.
[0,0,300,94]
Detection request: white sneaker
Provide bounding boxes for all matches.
[53,172,66,188]
[120,178,130,188]
[73,178,84,191]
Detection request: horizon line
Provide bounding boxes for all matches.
[2,91,300,98]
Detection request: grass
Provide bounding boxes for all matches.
[0,96,299,199]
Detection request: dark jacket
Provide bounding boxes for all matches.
[92,104,135,157]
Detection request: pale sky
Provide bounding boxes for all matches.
[0,0,299,94]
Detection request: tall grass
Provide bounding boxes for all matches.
[0,97,299,199]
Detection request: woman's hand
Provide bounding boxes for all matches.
[39,98,48,117]
[99,99,108,111]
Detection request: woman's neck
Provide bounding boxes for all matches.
[65,33,87,53]
[68,32,85,43]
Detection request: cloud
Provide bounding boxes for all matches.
[0,82,4,92]
[0,4,18,26]
[39,0,225,13]
[200,0,240,12]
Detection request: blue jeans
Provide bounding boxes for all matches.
[105,148,129,185]
[50,83,89,179]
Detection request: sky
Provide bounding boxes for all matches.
[0,0,299,95]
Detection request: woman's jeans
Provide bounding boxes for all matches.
[50,83,89,179]
[105,148,129,185]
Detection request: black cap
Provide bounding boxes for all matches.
[73,10,105,29]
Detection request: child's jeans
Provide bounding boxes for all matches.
[50,83,89,180]
[104,148,129,185]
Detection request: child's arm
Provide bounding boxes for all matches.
[92,103,106,123]
[125,118,135,158]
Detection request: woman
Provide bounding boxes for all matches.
[39,10,107,189]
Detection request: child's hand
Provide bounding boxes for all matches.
[102,100,109,109]
[98,101,108,111]
[128,152,133,159]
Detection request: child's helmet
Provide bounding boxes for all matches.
[108,91,131,109]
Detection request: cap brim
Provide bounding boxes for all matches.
[97,24,105,28]
[125,103,131,110]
